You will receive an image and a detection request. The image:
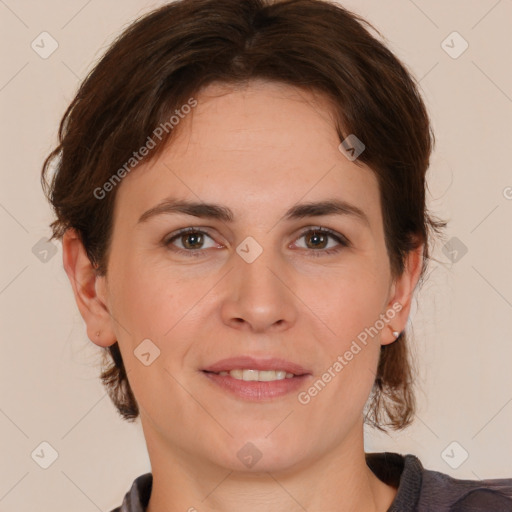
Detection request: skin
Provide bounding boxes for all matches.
[63,79,423,512]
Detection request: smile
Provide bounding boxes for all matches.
[208,369,296,381]
[202,370,311,401]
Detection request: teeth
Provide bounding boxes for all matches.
[217,369,296,381]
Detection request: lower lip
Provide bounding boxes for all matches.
[202,371,311,401]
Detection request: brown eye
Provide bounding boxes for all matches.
[304,230,329,249]
[293,227,350,257]
[164,228,218,256]
[180,231,205,249]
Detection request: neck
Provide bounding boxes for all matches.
[144,419,397,512]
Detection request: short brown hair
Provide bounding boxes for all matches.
[41,0,446,431]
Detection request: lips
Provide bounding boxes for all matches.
[202,356,311,376]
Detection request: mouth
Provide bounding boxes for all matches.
[202,356,311,378]
[203,368,301,381]
[201,356,312,400]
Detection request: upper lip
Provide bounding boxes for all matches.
[202,356,311,376]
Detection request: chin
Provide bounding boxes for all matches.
[209,434,310,474]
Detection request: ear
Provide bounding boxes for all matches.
[62,228,117,347]
[381,243,424,346]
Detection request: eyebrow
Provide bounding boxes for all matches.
[137,197,370,227]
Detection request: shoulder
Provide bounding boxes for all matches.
[418,461,512,511]
[109,472,153,512]
[367,452,512,512]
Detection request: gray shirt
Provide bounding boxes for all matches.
[110,452,512,511]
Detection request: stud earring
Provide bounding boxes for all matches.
[392,330,400,338]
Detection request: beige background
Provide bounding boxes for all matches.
[1,0,511,510]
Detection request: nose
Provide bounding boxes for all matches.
[219,245,298,333]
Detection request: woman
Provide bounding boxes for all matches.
[41,0,512,510]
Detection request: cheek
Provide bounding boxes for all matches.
[310,267,389,343]
[108,253,196,339]
[305,266,389,406]
[305,279,385,413]
[107,260,200,417]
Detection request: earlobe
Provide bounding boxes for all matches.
[382,243,424,346]
[62,228,117,348]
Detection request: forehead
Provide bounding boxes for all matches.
[170,80,345,163]
[113,80,381,227]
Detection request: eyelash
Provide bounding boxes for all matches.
[163,226,350,258]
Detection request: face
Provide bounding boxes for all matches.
[66,80,420,474]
